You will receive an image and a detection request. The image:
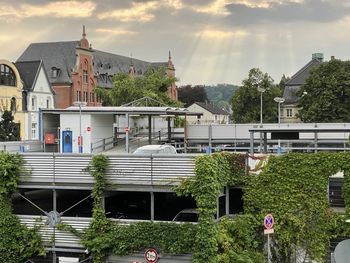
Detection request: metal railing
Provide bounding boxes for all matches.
[19,153,197,189]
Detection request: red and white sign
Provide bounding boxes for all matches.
[264,214,274,229]
[124,127,129,132]
[78,136,83,146]
[144,248,158,263]
[86,126,91,132]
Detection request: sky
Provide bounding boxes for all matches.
[1,0,350,86]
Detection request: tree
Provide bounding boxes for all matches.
[95,68,180,107]
[178,85,208,107]
[0,111,20,141]
[231,68,282,123]
[298,59,350,122]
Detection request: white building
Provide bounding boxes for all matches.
[187,102,230,124]
[16,60,55,140]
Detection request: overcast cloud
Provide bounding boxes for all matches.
[1,0,350,85]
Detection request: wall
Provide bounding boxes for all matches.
[0,59,25,139]
[187,104,227,124]
[60,113,91,153]
[26,65,54,140]
[90,114,114,144]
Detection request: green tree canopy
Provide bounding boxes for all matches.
[95,68,180,107]
[178,85,208,107]
[0,111,20,141]
[298,59,350,122]
[231,68,282,123]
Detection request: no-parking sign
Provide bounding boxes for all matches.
[264,214,274,229]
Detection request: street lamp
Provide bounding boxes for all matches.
[73,101,87,153]
[257,87,266,124]
[274,97,285,125]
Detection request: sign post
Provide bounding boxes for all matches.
[125,127,129,153]
[264,213,274,263]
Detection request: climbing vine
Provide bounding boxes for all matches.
[175,152,250,263]
[0,152,45,262]
[61,152,350,263]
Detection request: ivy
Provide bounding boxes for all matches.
[175,152,252,263]
[0,152,44,262]
[244,152,350,262]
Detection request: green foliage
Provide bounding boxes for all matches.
[0,111,20,141]
[217,216,265,263]
[0,152,44,262]
[298,59,350,122]
[232,68,282,123]
[178,85,208,107]
[95,68,178,107]
[175,153,253,262]
[244,152,350,263]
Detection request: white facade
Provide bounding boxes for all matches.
[25,64,54,140]
[186,103,229,124]
[60,113,113,153]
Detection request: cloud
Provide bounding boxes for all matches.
[0,1,96,22]
[196,29,248,38]
[95,28,136,36]
[98,1,159,22]
[225,0,350,25]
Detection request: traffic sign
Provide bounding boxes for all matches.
[144,248,158,263]
[86,126,91,132]
[264,228,274,235]
[264,214,274,229]
[124,127,129,132]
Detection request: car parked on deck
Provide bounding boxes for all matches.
[133,144,177,155]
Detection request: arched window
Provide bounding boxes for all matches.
[10,97,16,112]
[0,64,17,86]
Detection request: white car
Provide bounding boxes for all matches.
[133,144,177,155]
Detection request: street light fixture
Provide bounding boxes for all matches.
[73,101,87,153]
[274,97,285,125]
[257,87,266,124]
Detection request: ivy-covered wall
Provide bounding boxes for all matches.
[7,151,350,263]
[0,152,44,262]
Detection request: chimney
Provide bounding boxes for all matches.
[312,53,324,62]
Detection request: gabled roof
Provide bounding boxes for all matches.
[191,102,230,115]
[283,57,323,104]
[286,58,322,86]
[17,41,77,84]
[93,50,167,88]
[15,60,41,91]
[17,41,168,88]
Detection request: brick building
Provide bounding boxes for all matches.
[17,27,177,109]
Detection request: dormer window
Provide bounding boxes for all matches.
[51,67,60,78]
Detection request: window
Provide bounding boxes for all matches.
[46,98,50,109]
[10,97,16,112]
[84,92,88,102]
[90,92,94,102]
[51,67,59,78]
[31,123,37,139]
[31,97,36,110]
[329,177,345,210]
[0,64,16,86]
[83,70,88,84]
[286,108,293,117]
[76,91,81,101]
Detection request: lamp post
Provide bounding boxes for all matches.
[73,101,87,153]
[257,87,266,124]
[274,97,285,126]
